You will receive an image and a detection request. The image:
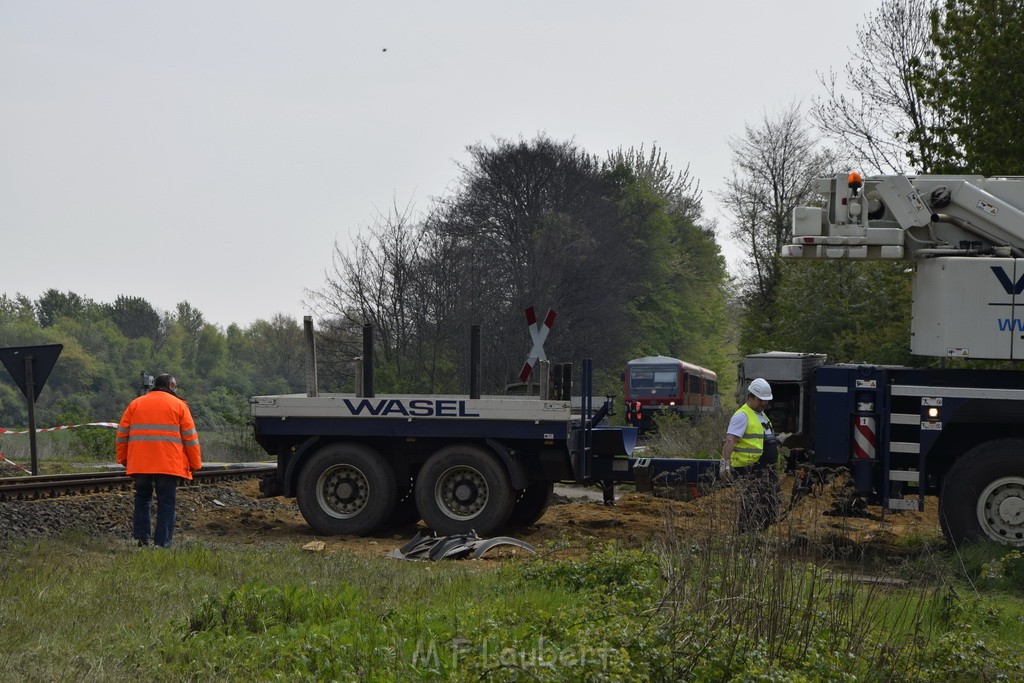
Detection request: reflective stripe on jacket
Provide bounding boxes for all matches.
[116,389,202,479]
[731,403,770,468]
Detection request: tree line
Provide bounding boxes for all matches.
[1,0,1018,435]
[0,293,306,432]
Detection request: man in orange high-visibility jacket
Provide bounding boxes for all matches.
[116,373,201,547]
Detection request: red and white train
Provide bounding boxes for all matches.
[624,355,719,433]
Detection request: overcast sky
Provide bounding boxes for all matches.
[1,2,876,328]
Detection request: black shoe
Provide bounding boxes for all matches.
[136,538,150,547]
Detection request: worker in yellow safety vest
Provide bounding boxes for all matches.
[721,378,780,533]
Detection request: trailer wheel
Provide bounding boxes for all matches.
[507,481,554,527]
[297,444,396,536]
[415,445,514,536]
[940,439,1024,546]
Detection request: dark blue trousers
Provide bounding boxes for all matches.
[132,474,180,547]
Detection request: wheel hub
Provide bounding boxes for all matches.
[453,481,478,505]
[978,477,1024,542]
[318,465,369,518]
[999,496,1024,524]
[437,467,487,519]
[333,479,357,504]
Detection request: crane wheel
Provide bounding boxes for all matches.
[940,439,1024,546]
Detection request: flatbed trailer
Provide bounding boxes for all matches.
[252,356,719,536]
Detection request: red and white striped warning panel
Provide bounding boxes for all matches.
[0,422,119,435]
[519,306,556,382]
[853,416,877,459]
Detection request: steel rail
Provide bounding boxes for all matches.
[0,463,277,501]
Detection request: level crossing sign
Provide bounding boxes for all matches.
[519,307,556,381]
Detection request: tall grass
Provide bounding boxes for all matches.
[2,527,1023,681]
[641,411,729,459]
[655,520,936,679]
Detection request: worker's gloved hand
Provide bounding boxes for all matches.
[719,459,734,482]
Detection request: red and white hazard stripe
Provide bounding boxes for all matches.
[0,453,32,475]
[0,422,119,436]
[853,416,877,460]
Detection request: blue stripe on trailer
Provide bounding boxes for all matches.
[254,416,571,441]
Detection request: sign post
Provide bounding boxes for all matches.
[25,356,38,475]
[0,344,63,475]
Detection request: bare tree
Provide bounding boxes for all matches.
[718,104,837,349]
[309,199,426,386]
[811,0,940,173]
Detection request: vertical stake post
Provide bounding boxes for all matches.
[24,355,38,476]
[303,316,318,398]
[470,325,481,399]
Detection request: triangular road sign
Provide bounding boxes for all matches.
[0,344,63,401]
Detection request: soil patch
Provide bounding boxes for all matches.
[0,475,943,561]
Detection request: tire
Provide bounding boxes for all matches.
[940,438,1024,546]
[507,481,554,527]
[415,444,514,536]
[296,443,397,536]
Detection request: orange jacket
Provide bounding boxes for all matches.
[116,389,202,479]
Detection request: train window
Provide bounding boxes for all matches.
[629,368,678,390]
[654,371,677,386]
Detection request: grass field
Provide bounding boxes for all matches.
[4,415,1024,680]
[3,530,1024,682]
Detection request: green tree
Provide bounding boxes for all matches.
[173,301,206,372]
[35,289,94,328]
[915,0,1024,174]
[196,324,228,377]
[427,135,634,389]
[106,295,160,340]
[605,145,731,381]
[771,260,914,364]
[243,315,305,393]
[0,294,35,322]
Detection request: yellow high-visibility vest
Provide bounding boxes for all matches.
[731,403,771,468]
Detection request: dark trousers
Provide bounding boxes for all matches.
[133,474,180,547]
[735,463,780,533]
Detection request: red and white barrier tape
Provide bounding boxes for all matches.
[0,453,32,474]
[0,422,119,435]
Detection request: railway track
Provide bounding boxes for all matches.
[0,463,277,501]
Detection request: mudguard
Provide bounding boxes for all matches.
[388,530,536,561]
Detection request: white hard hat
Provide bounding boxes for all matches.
[748,378,773,401]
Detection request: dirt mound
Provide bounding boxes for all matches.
[0,474,942,559]
[170,476,943,559]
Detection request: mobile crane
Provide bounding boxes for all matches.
[760,172,1024,546]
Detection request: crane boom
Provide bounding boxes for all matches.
[782,173,1024,359]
